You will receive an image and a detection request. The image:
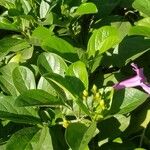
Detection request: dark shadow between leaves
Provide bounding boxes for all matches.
[123,99,150,138]
[49,125,69,150]
[43,46,79,63]
[89,117,122,149]
[108,89,125,115]
[101,36,150,67]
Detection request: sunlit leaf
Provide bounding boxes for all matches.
[6,127,53,150]
[15,89,64,107]
[38,52,68,76]
[87,26,120,58]
[67,61,88,89]
[73,2,98,16]
[0,94,40,124]
[65,122,96,150]
[12,66,36,94]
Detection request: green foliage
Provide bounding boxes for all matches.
[0,0,150,149]
[73,2,98,16]
[87,26,121,57]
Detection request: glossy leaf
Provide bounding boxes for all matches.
[102,36,150,67]
[37,77,57,96]
[6,126,53,150]
[38,52,68,76]
[42,36,78,62]
[20,0,31,14]
[45,73,84,99]
[0,17,19,31]
[32,27,78,62]
[133,0,150,16]
[0,94,40,124]
[0,63,19,96]
[0,37,30,58]
[0,0,15,9]
[31,26,53,46]
[129,26,150,37]
[45,73,90,115]
[136,17,150,27]
[73,2,98,16]
[87,26,120,58]
[12,66,36,94]
[111,21,132,40]
[40,0,51,18]
[109,88,149,115]
[9,46,34,63]
[15,89,64,107]
[65,122,96,150]
[67,61,88,89]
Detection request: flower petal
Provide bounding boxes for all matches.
[140,83,150,95]
[131,63,146,81]
[113,75,141,90]
[113,63,146,90]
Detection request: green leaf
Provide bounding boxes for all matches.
[45,73,84,99]
[89,55,102,73]
[0,17,19,31]
[97,115,130,142]
[37,77,57,96]
[0,63,19,96]
[65,122,96,150]
[0,37,30,59]
[87,26,120,58]
[37,52,68,76]
[109,88,149,115]
[129,26,150,37]
[102,36,150,67]
[12,66,36,94]
[6,127,53,150]
[136,17,150,28]
[45,73,90,115]
[111,21,132,40]
[40,0,51,18]
[9,46,33,63]
[31,26,53,46]
[0,0,15,9]
[66,61,88,89]
[31,27,78,62]
[20,0,31,14]
[73,2,98,16]
[15,89,64,107]
[18,46,33,62]
[42,36,78,62]
[133,0,150,17]
[0,144,6,150]
[0,94,40,124]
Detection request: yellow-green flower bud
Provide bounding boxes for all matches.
[93,114,103,121]
[94,92,100,100]
[9,53,21,63]
[83,90,88,97]
[63,119,69,128]
[100,100,105,110]
[82,95,87,101]
[91,84,97,94]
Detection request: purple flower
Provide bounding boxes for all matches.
[113,63,150,95]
